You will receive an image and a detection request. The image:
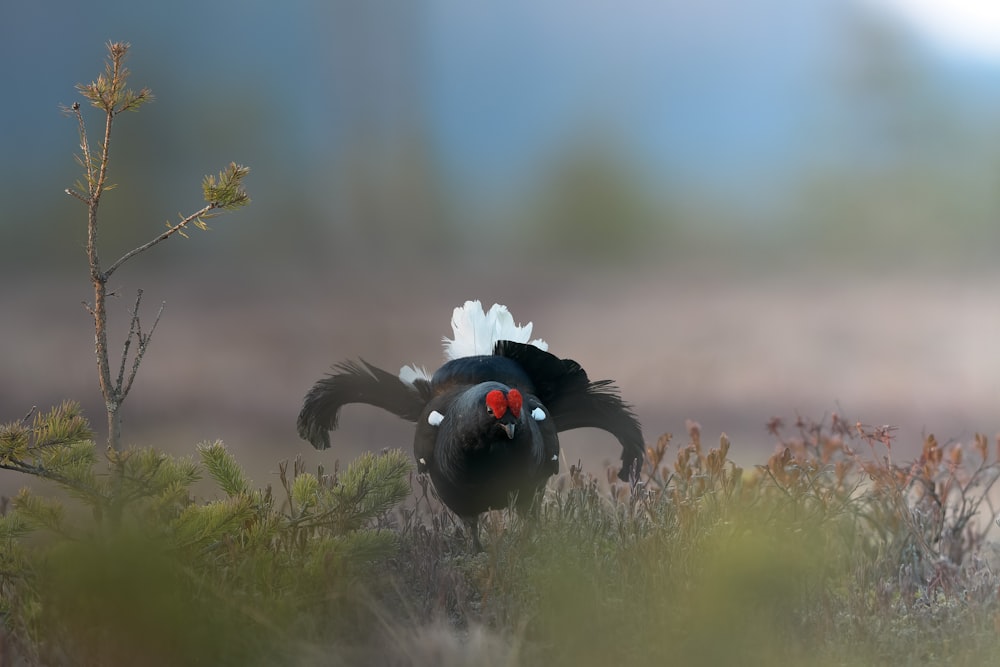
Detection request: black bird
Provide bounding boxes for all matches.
[297,301,644,549]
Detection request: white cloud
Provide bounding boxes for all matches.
[867,0,1000,61]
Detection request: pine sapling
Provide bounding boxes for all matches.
[63,42,250,450]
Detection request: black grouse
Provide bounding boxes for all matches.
[296,300,644,549]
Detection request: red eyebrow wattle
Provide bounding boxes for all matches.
[507,389,522,418]
[485,389,508,418]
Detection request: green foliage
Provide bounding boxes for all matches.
[75,41,152,115]
[181,162,252,235]
[1,401,93,466]
[4,405,1000,665]
[330,450,413,530]
[0,405,412,665]
[198,439,249,497]
[202,162,251,211]
[526,137,664,262]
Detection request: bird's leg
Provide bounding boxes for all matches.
[515,490,544,520]
[464,515,483,552]
[512,491,544,543]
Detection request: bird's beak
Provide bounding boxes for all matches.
[500,423,516,440]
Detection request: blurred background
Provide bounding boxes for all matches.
[3,0,1000,489]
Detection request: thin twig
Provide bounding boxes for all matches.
[0,460,104,507]
[105,204,216,277]
[65,188,89,204]
[115,289,143,393]
[73,104,95,197]
[19,406,37,425]
[122,298,163,399]
[94,90,115,203]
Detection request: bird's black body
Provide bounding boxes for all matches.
[298,327,643,550]
[420,378,555,520]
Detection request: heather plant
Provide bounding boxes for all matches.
[379,418,1000,667]
[4,410,1000,665]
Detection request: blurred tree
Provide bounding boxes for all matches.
[317,3,454,263]
[795,8,1000,261]
[526,137,666,263]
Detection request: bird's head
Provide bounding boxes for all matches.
[485,388,522,439]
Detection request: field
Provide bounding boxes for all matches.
[3,386,1000,665]
[5,262,999,481]
[5,265,1000,664]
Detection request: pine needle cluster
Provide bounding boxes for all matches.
[63,42,251,451]
[0,406,411,665]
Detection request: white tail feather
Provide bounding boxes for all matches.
[443,300,548,360]
[399,364,431,386]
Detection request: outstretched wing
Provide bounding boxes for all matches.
[495,341,644,481]
[549,378,644,481]
[297,360,431,450]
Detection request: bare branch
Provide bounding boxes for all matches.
[115,289,145,393]
[71,103,95,197]
[65,188,89,204]
[94,100,115,206]
[104,204,216,278]
[19,406,37,426]
[121,294,164,400]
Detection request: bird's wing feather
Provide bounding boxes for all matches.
[495,341,644,480]
[296,360,430,450]
[547,380,644,481]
